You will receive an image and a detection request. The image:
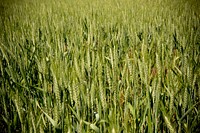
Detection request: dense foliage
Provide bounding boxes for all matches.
[0,0,200,132]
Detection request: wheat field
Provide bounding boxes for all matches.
[0,0,200,132]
